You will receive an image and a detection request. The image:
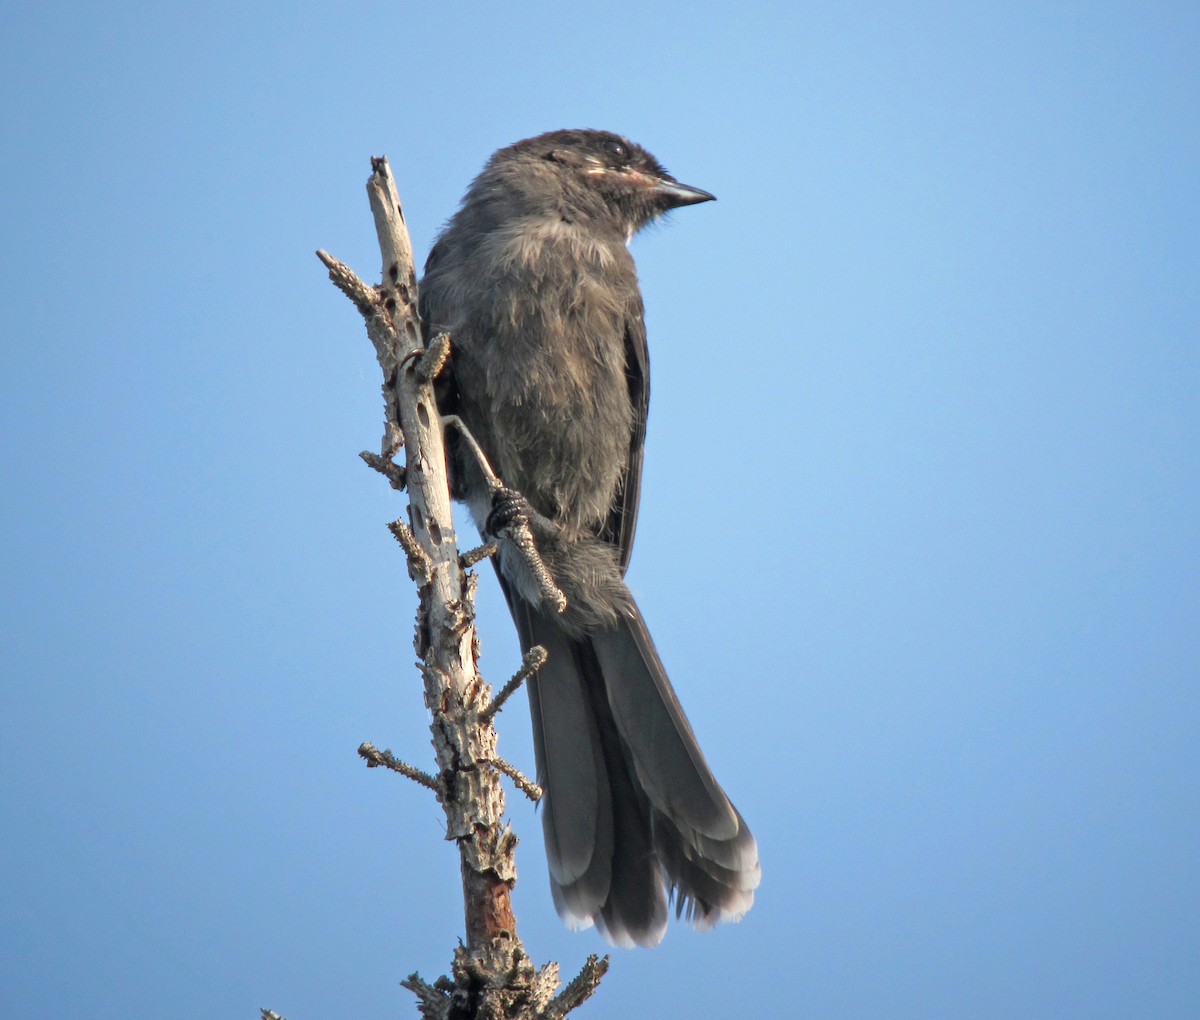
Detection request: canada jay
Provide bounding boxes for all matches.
[420,129,760,946]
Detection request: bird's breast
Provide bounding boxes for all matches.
[467,219,638,529]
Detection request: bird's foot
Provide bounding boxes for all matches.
[486,486,532,537]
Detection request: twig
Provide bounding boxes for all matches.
[500,518,567,615]
[416,331,452,384]
[459,541,498,569]
[387,518,432,583]
[316,249,377,319]
[482,755,543,802]
[358,742,441,794]
[361,449,407,489]
[481,646,547,723]
[401,973,450,1020]
[544,955,610,1019]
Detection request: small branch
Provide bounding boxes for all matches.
[416,332,452,384]
[358,742,442,794]
[482,755,543,802]
[499,519,567,615]
[543,955,610,1020]
[361,449,407,490]
[401,973,451,1020]
[460,541,498,569]
[383,420,404,459]
[316,248,377,319]
[387,518,432,583]
[481,646,547,723]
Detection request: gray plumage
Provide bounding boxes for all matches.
[420,129,760,946]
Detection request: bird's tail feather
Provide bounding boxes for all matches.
[500,570,759,945]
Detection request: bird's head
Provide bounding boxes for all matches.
[474,129,715,239]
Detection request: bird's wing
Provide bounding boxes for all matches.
[602,301,649,575]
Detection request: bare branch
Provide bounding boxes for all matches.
[459,540,498,569]
[386,518,432,583]
[416,331,452,384]
[316,248,377,318]
[482,755,543,802]
[481,646,548,723]
[358,742,442,794]
[543,955,610,1019]
[360,449,407,489]
[401,973,450,1020]
[499,515,568,615]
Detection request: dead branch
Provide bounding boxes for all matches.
[482,646,548,723]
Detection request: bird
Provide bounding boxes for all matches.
[419,129,759,946]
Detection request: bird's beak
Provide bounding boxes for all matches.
[652,178,716,208]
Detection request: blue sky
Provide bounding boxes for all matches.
[2,2,1197,1017]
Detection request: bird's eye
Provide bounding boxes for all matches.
[601,138,629,163]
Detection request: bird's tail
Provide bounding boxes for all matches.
[503,578,760,946]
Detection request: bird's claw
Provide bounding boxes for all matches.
[487,486,532,537]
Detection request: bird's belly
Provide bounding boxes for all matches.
[490,347,631,531]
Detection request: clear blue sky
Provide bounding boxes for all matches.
[2,2,1197,1017]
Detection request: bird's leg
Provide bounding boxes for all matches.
[441,415,567,614]
[440,414,502,490]
[437,415,535,535]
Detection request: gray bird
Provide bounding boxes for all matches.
[420,129,760,946]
